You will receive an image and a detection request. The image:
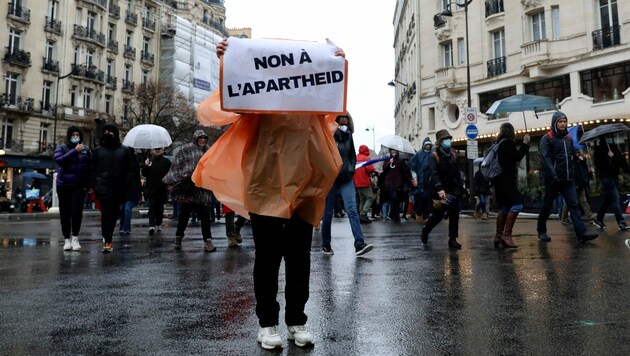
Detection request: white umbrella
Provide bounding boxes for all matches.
[122,124,172,149]
[378,134,416,154]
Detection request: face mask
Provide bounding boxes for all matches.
[339,125,348,132]
[70,137,80,144]
[442,139,452,148]
[607,138,614,144]
[101,133,114,145]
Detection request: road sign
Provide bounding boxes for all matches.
[467,140,478,159]
[465,107,477,124]
[465,124,478,140]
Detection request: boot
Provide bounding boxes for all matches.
[481,212,489,220]
[227,234,239,248]
[494,213,507,247]
[203,239,217,252]
[473,211,479,219]
[500,211,519,248]
[448,237,462,249]
[174,236,183,250]
[420,226,429,244]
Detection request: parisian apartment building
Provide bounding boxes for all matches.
[392,0,630,178]
[0,0,231,196]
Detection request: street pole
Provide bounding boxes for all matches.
[465,2,471,108]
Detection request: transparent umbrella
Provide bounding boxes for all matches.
[377,134,416,154]
[122,124,172,149]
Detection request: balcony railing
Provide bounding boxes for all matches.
[39,102,55,116]
[70,63,105,83]
[105,75,117,89]
[593,26,620,50]
[3,47,31,67]
[125,10,137,26]
[73,25,106,47]
[123,45,136,59]
[143,17,156,31]
[109,2,120,18]
[0,138,24,151]
[80,0,107,10]
[485,0,504,17]
[487,56,507,77]
[141,50,154,65]
[7,3,30,23]
[44,16,62,34]
[122,80,135,93]
[1,94,35,112]
[201,17,229,37]
[42,58,59,73]
[107,38,119,54]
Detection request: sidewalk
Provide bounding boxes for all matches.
[0,207,172,221]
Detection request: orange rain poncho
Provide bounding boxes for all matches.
[192,91,342,226]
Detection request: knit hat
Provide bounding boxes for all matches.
[435,129,452,143]
[193,130,208,139]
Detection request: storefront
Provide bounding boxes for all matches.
[0,155,54,199]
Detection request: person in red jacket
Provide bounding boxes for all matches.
[354,144,375,224]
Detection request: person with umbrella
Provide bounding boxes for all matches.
[381,147,412,222]
[54,126,92,251]
[142,147,172,235]
[592,134,630,231]
[537,112,598,243]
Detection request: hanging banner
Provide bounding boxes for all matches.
[220,37,348,114]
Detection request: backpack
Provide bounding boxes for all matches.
[480,139,507,180]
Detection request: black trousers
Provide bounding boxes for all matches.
[100,198,122,243]
[148,195,167,227]
[57,185,86,239]
[424,196,461,239]
[250,213,312,327]
[176,202,212,240]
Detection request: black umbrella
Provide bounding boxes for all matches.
[578,123,630,144]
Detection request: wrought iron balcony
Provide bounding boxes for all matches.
[70,63,105,83]
[107,38,119,54]
[122,80,135,93]
[485,0,504,17]
[143,17,156,31]
[141,50,154,65]
[3,47,31,67]
[105,75,117,89]
[593,26,620,50]
[109,2,120,18]
[0,138,24,151]
[7,3,30,23]
[79,0,107,10]
[44,16,62,34]
[42,58,59,73]
[0,94,35,112]
[73,25,106,47]
[39,102,55,116]
[123,45,136,59]
[125,10,137,26]
[487,56,507,77]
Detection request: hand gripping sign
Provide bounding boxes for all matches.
[220,37,348,114]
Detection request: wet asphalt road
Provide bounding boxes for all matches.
[1,213,630,355]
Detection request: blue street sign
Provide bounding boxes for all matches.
[465,124,478,140]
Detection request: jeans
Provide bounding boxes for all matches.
[537,179,587,237]
[251,213,312,327]
[596,175,625,223]
[322,180,366,249]
[119,200,135,232]
[176,202,212,240]
[499,204,523,215]
[57,185,86,239]
[476,194,488,213]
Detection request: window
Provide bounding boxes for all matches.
[73,46,80,64]
[108,23,115,41]
[39,123,50,152]
[458,38,465,65]
[48,0,57,19]
[531,11,546,41]
[4,73,19,105]
[524,75,569,107]
[441,0,450,11]
[83,88,92,109]
[105,94,112,114]
[45,41,54,63]
[123,99,130,126]
[492,30,505,58]
[124,64,131,81]
[87,11,97,32]
[479,86,516,119]
[126,30,133,46]
[9,28,21,54]
[442,41,453,68]
[143,37,150,52]
[142,70,149,85]
[42,81,53,110]
[428,107,435,131]
[107,59,114,77]
[85,50,94,66]
[70,85,77,106]
[599,0,619,29]
[551,6,560,39]
[1,119,14,149]
[581,61,630,103]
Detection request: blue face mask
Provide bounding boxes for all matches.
[70,137,80,144]
[442,139,452,148]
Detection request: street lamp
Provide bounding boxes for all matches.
[387,79,408,87]
[365,125,376,151]
[435,0,474,107]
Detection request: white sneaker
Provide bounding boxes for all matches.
[257,326,282,350]
[63,239,71,251]
[70,236,81,251]
[287,325,314,347]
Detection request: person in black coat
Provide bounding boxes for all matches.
[473,169,490,220]
[142,147,172,235]
[420,129,464,249]
[560,149,595,224]
[492,122,530,248]
[593,135,630,230]
[537,112,598,243]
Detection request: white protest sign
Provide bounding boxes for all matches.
[221,37,347,114]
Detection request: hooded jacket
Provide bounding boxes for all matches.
[539,111,575,181]
[333,123,357,183]
[354,145,375,188]
[407,137,433,192]
[91,124,135,201]
[54,126,92,187]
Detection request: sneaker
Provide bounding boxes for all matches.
[625,239,630,250]
[257,326,282,350]
[102,242,113,253]
[174,236,183,250]
[203,239,217,252]
[70,236,81,251]
[592,220,607,230]
[322,247,334,255]
[287,325,314,347]
[561,219,572,225]
[157,225,162,232]
[537,232,551,242]
[63,239,72,251]
[355,242,373,256]
[148,227,155,236]
[227,235,238,248]
[619,221,629,231]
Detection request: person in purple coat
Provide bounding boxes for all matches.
[54,126,92,251]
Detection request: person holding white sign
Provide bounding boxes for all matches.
[195,38,346,350]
